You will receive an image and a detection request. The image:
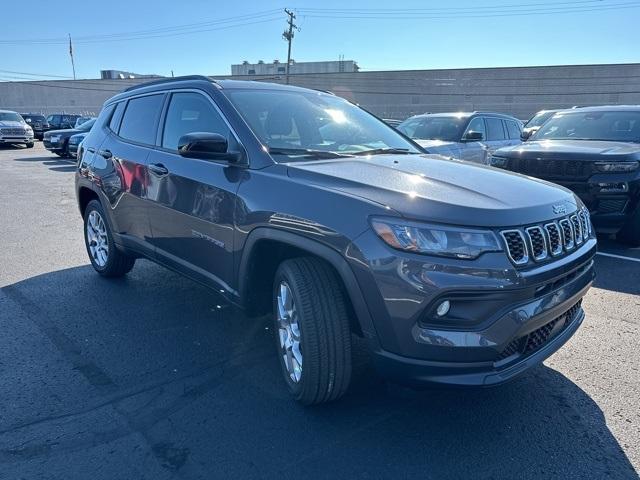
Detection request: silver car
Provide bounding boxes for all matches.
[398,112,522,164]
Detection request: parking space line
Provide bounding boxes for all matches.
[596,252,640,263]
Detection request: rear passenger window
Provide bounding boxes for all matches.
[162,92,232,151]
[485,117,506,140]
[119,94,164,145]
[505,120,521,139]
[108,102,125,133]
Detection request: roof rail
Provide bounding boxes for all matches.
[124,75,215,92]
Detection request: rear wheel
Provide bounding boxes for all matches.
[83,200,135,277]
[617,206,640,246]
[26,142,34,148]
[273,257,352,405]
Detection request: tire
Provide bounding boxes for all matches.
[617,206,640,246]
[83,200,135,277]
[273,257,352,405]
[26,142,34,148]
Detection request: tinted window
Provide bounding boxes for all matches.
[119,94,164,145]
[485,117,506,140]
[535,110,640,142]
[505,120,521,139]
[109,102,125,133]
[397,116,466,142]
[525,111,555,128]
[465,117,486,140]
[225,89,419,160]
[162,92,231,150]
[0,112,23,122]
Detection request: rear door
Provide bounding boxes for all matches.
[94,93,165,255]
[145,90,242,292]
[484,116,509,162]
[503,119,523,147]
[459,116,488,164]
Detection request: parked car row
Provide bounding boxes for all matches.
[0,110,34,148]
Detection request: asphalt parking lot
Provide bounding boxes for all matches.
[0,143,638,480]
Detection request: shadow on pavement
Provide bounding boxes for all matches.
[12,154,76,172]
[0,262,637,479]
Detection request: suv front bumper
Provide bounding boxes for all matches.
[348,231,596,387]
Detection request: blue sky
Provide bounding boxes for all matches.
[1,0,638,80]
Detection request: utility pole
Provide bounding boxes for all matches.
[282,9,298,84]
[68,34,76,80]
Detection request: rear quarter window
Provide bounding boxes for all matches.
[505,120,522,139]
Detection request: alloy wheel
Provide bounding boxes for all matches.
[276,281,303,383]
[86,210,109,267]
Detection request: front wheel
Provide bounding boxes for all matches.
[26,142,34,148]
[83,200,135,276]
[273,257,352,405]
[617,206,640,246]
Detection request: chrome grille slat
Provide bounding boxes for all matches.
[501,230,528,265]
[525,226,547,261]
[559,219,575,250]
[544,222,563,256]
[571,214,583,245]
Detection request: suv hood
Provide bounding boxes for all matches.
[0,121,26,128]
[496,139,640,161]
[287,154,577,227]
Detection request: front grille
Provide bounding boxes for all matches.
[505,158,592,181]
[497,300,582,361]
[598,198,628,214]
[501,209,592,267]
[526,226,547,260]
[544,223,563,256]
[1,128,26,136]
[501,230,528,265]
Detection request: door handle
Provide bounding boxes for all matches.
[99,149,112,159]
[87,147,96,154]
[148,163,169,176]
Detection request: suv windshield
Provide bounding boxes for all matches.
[525,111,555,128]
[533,110,640,142]
[397,116,467,142]
[224,89,420,160]
[21,114,46,122]
[0,112,24,122]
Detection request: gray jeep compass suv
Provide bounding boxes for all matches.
[75,76,596,404]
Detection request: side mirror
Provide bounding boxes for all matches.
[520,129,533,141]
[178,132,242,162]
[463,131,483,142]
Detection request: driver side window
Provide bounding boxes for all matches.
[162,92,234,151]
[464,117,486,140]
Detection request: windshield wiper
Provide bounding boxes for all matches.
[350,148,414,156]
[267,147,353,159]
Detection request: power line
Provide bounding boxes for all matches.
[0,9,283,45]
[297,1,640,19]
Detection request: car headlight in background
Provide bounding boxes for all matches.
[594,161,639,173]
[371,217,501,259]
[487,155,508,168]
[49,135,60,143]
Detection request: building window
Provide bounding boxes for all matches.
[277,67,286,73]
[248,69,256,75]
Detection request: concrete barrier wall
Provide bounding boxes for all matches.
[1,63,639,120]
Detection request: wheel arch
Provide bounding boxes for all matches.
[77,186,100,217]
[237,228,377,338]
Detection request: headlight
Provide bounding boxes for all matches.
[371,217,501,259]
[594,161,639,173]
[487,155,508,168]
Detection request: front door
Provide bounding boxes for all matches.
[146,91,243,293]
[460,116,488,164]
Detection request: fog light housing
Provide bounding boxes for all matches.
[436,300,451,317]
[598,182,627,193]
